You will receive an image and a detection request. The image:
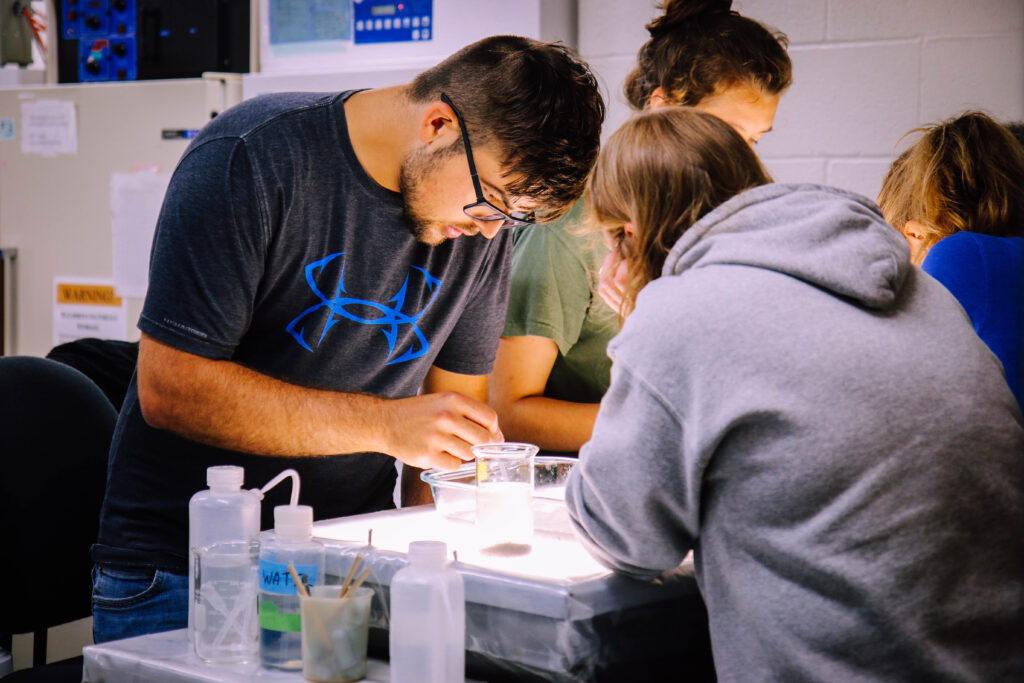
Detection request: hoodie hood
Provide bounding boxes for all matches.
[661,183,911,310]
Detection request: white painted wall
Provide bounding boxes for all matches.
[579,0,1024,202]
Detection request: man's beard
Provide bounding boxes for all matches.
[398,142,478,246]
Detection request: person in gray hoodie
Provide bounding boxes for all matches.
[565,107,1024,681]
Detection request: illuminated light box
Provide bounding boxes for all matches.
[310,501,714,682]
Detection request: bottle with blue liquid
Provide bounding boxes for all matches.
[258,504,324,670]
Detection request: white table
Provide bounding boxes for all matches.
[82,629,486,682]
[82,503,709,682]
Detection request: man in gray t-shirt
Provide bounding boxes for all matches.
[91,35,605,644]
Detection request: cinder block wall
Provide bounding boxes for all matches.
[580,0,1024,202]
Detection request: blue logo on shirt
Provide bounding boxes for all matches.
[286,252,441,365]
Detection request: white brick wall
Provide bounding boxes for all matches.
[580,0,1024,202]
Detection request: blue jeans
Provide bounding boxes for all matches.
[91,564,188,643]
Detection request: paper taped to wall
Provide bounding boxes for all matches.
[21,99,77,156]
[111,171,171,299]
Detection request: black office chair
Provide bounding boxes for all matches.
[45,338,139,412]
[0,356,117,673]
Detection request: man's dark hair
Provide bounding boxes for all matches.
[409,35,604,221]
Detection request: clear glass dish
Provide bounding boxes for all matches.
[420,456,576,521]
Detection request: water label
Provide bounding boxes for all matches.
[259,560,318,595]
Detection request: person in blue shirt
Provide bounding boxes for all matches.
[877,111,1024,412]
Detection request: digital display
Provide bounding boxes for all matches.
[354,0,432,44]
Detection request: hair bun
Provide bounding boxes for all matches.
[649,0,733,38]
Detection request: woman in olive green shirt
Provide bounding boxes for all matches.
[488,0,792,453]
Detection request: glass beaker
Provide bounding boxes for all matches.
[300,586,374,683]
[193,540,260,663]
[473,442,538,551]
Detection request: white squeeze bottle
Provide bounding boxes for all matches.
[258,504,325,671]
[389,541,466,683]
[188,466,260,652]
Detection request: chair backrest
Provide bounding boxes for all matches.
[45,338,139,412]
[0,356,117,635]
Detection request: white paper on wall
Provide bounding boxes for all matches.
[21,99,77,156]
[111,171,171,299]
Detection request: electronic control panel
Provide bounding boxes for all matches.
[56,0,249,84]
[353,0,433,45]
[61,0,137,81]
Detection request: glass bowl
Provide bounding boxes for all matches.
[420,456,576,520]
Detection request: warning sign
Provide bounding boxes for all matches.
[56,283,123,306]
[53,277,127,346]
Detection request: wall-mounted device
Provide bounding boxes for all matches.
[56,0,249,83]
[251,0,574,87]
[0,0,35,66]
[61,0,137,81]
[352,1,433,45]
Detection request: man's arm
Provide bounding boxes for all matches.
[400,365,501,507]
[488,335,599,452]
[137,333,502,470]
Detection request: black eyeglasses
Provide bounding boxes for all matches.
[440,93,536,229]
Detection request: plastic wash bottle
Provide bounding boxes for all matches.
[389,540,466,683]
[188,465,260,659]
[258,504,324,670]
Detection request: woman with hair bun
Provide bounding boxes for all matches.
[625,0,791,143]
[490,0,792,454]
[878,111,1024,411]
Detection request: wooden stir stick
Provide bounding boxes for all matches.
[338,555,363,598]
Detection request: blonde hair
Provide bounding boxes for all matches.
[586,107,771,316]
[878,111,1024,244]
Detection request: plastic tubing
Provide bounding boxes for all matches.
[254,468,301,506]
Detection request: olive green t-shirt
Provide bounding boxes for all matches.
[502,201,619,403]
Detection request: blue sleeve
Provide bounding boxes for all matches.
[138,136,266,359]
[920,234,987,326]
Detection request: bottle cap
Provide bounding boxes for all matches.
[207,465,244,491]
[408,540,446,567]
[274,504,313,540]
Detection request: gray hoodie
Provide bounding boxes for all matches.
[565,184,1024,681]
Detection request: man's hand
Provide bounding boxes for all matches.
[381,391,503,470]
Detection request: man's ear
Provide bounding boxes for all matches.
[418,100,458,145]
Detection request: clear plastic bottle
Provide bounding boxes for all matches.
[389,541,466,683]
[188,465,261,661]
[258,504,324,671]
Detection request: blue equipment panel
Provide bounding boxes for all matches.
[353,0,433,44]
[62,0,138,81]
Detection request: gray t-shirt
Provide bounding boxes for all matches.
[94,91,512,573]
